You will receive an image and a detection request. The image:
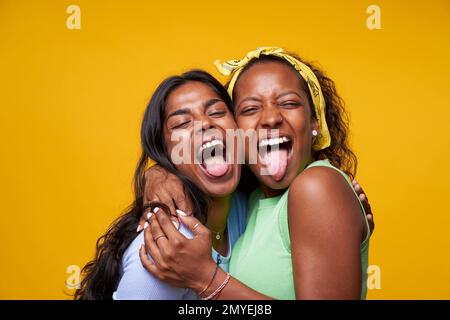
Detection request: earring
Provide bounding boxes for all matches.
[312,130,318,137]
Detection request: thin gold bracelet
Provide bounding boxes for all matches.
[199,262,220,297]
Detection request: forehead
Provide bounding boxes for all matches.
[234,61,305,97]
[165,81,220,115]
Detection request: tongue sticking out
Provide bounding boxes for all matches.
[204,156,229,177]
[261,149,288,181]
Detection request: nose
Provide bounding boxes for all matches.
[195,113,215,134]
[260,104,283,129]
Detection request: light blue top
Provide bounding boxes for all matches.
[113,191,248,300]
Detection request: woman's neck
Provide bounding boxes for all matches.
[260,184,285,198]
[206,195,231,256]
[259,157,314,198]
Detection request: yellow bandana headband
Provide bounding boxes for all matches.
[214,46,331,151]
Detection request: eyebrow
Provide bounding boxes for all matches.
[167,108,189,119]
[276,91,303,99]
[166,98,224,119]
[237,96,262,109]
[237,90,302,109]
[204,98,223,109]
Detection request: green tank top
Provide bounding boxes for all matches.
[229,159,370,300]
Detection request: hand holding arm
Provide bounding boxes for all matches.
[137,165,194,231]
[352,179,375,234]
[139,210,272,299]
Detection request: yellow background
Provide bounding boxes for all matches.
[0,0,449,299]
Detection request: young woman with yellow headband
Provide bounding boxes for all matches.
[139,47,373,299]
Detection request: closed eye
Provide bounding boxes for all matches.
[240,106,259,115]
[208,111,227,117]
[171,120,191,130]
[280,101,301,108]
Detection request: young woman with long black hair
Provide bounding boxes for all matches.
[74,70,247,299]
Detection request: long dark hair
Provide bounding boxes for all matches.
[230,54,357,179]
[74,70,233,300]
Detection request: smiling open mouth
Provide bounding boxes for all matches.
[258,136,293,181]
[197,139,230,178]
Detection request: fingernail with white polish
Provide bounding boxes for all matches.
[147,212,153,220]
[137,225,143,232]
[153,207,160,213]
[176,209,187,216]
[144,222,149,230]
[173,220,180,230]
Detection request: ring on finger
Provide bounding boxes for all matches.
[153,234,166,241]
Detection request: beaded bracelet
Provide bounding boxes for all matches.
[199,263,220,296]
[202,273,231,300]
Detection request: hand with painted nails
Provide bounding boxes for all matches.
[139,208,216,293]
[137,204,181,233]
[352,179,375,234]
[136,165,194,232]
[145,165,194,215]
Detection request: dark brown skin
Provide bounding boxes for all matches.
[139,62,375,299]
[162,82,241,198]
[142,80,242,257]
[233,61,317,195]
[139,172,374,299]
[139,166,374,232]
[143,165,194,216]
[137,82,241,232]
[140,208,271,299]
[288,167,366,299]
